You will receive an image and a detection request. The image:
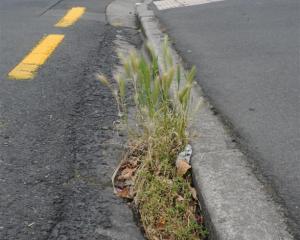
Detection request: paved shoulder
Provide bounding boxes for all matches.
[0,0,144,239]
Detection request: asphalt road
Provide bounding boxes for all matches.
[0,0,144,239]
[154,0,300,237]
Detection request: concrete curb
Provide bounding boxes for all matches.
[136,2,294,239]
[106,0,138,28]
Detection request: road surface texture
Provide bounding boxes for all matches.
[153,0,300,237]
[0,0,144,239]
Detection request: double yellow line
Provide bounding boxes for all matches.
[8,7,86,80]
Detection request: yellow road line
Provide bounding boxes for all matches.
[55,7,86,27]
[8,34,64,80]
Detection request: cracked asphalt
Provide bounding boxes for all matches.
[0,0,144,239]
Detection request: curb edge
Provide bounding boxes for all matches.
[136,2,294,239]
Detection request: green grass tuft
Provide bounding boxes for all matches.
[98,35,207,240]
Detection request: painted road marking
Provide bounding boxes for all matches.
[154,0,225,10]
[8,34,64,80]
[55,7,86,27]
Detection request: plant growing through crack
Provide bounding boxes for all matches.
[97,36,207,240]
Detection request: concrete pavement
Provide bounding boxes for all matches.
[152,0,300,237]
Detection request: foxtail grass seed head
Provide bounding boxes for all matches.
[176,65,181,90]
[96,73,109,86]
[104,35,206,239]
[115,74,126,100]
[186,66,196,84]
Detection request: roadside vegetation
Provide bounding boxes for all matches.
[98,37,207,240]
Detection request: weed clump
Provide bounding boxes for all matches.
[98,36,207,240]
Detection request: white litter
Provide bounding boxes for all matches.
[176,144,192,165]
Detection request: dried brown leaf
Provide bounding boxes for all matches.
[116,187,132,199]
[117,167,136,181]
[156,216,166,229]
[189,186,198,201]
[176,159,191,176]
